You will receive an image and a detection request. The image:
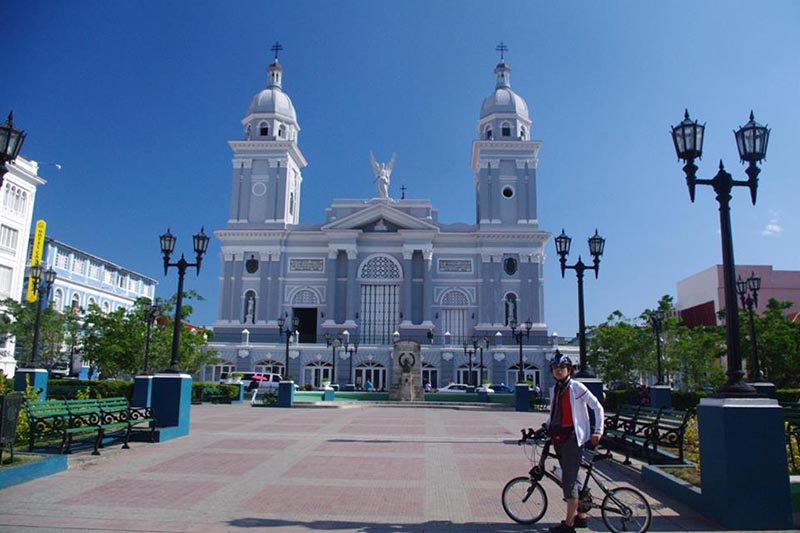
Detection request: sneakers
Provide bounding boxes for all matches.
[548,521,575,533]
[547,517,588,532]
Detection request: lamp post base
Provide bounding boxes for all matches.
[151,373,192,441]
[697,397,792,529]
[649,384,672,409]
[514,384,530,412]
[13,369,48,400]
[132,375,154,407]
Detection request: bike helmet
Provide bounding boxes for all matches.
[550,351,577,369]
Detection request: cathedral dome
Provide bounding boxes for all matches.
[245,59,297,122]
[479,61,529,120]
[247,87,297,121]
[480,88,529,120]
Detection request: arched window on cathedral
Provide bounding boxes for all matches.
[259,122,269,137]
[520,126,526,140]
[289,192,294,215]
[501,122,512,137]
[504,293,518,326]
[243,290,256,324]
[358,255,402,344]
[71,294,81,315]
[440,289,470,344]
[278,125,285,138]
[485,126,493,140]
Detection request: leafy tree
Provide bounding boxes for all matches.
[753,298,800,388]
[81,292,215,378]
[587,309,651,386]
[589,295,726,391]
[0,297,69,368]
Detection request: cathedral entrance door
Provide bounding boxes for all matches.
[294,307,317,343]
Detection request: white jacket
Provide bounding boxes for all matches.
[549,379,605,446]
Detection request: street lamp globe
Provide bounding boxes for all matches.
[588,229,605,258]
[193,227,210,256]
[0,112,26,187]
[671,109,705,161]
[748,273,761,292]
[555,229,571,256]
[44,268,57,285]
[735,111,770,164]
[30,263,42,284]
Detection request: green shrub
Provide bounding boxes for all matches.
[191,382,240,402]
[48,379,133,400]
[775,389,800,404]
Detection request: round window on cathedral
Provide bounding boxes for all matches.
[504,257,518,276]
[245,255,259,274]
[502,186,514,198]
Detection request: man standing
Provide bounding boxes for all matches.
[548,352,604,532]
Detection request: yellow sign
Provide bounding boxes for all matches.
[26,220,46,302]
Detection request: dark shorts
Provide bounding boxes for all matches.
[554,434,583,500]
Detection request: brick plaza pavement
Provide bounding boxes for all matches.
[0,402,727,532]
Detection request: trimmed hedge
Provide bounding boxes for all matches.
[48,379,133,400]
[192,382,240,402]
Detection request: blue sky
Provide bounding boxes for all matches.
[5,1,799,338]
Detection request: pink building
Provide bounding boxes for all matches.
[677,265,800,326]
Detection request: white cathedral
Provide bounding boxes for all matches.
[206,52,562,391]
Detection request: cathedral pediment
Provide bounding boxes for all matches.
[321,203,440,232]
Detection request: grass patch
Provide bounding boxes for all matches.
[660,465,701,487]
[0,453,45,468]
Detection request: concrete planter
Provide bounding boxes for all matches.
[0,453,68,490]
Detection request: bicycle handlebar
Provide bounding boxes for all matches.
[518,424,549,444]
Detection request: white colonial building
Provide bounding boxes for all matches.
[0,156,46,377]
[207,55,565,390]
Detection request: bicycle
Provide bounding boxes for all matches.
[501,425,652,533]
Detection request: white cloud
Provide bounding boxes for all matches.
[762,218,783,237]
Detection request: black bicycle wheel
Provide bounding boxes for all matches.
[501,476,548,524]
[600,487,652,533]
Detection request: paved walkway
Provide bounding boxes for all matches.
[0,403,728,532]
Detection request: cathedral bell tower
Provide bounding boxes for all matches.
[227,48,307,227]
[470,54,541,229]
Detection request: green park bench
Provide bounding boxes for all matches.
[25,397,156,455]
[604,404,692,465]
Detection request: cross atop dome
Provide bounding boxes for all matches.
[496,41,508,62]
[271,41,283,60]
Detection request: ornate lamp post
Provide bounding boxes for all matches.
[671,110,769,395]
[473,336,489,385]
[29,265,56,368]
[142,300,161,375]
[277,315,299,378]
[325,332,342,386]
[159,227,209,373]
[737,272,763,382]
[462,341,475,386]
[0,112,26,188]
[346,341,358,387]
[509,318,532,383]
[649,310,665,385]
[555,228,605,378]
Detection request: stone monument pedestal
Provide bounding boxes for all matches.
[388,340,423,401]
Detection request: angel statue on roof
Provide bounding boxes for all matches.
[369,151,396,199]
